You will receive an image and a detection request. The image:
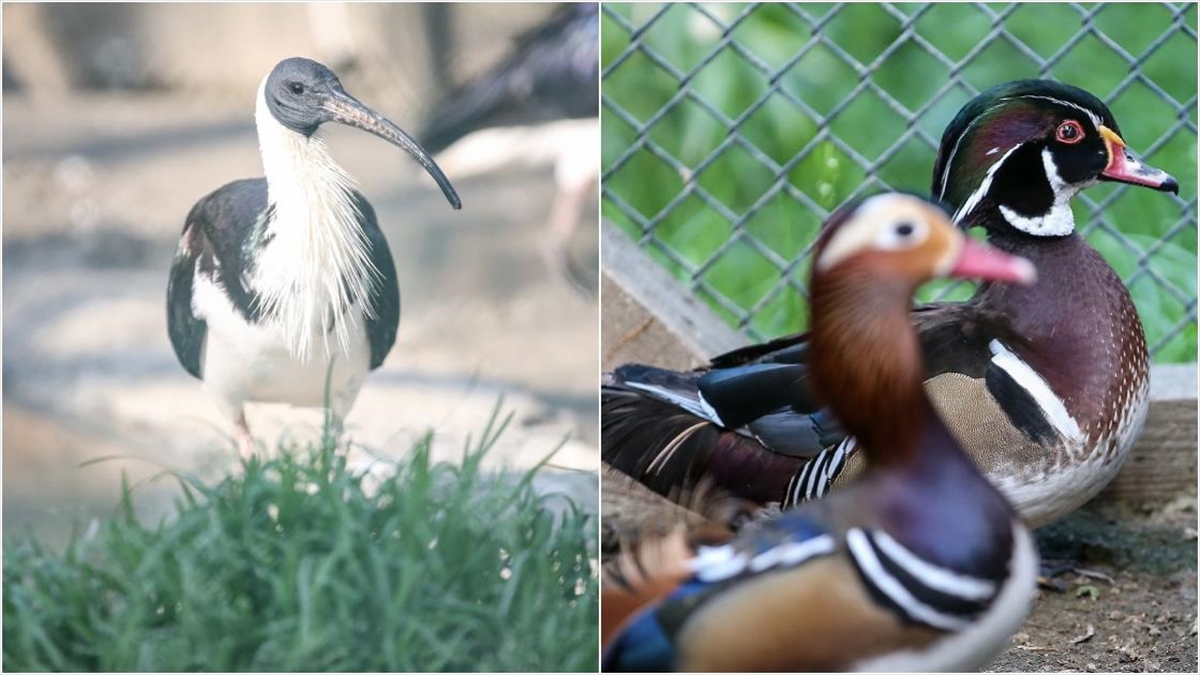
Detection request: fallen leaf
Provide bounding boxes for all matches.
[1072,623,1096,644]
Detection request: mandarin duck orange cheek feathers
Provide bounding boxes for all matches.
[603,194,1039,672]
[602,78,1178,528]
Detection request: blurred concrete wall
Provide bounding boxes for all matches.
[3,2,559,113]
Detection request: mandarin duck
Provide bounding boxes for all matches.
[602,79,1179,528]
[167,58,460,456]
[602,193,1040,672]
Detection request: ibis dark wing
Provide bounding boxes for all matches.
[167,221,207,379]
[167,178,270,379]
[353,192,400,370]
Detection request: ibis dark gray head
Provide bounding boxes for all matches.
[264,57,461,210]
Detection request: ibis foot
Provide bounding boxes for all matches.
[540,240,593,299]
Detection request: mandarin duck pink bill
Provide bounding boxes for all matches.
[602,194,1040,672]
[603,79,1179,529]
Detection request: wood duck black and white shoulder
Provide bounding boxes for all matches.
[603,194,1039,672]
[602,79,1179,528]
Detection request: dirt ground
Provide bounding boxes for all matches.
[2,92,599,545]
[991,494,1197,672]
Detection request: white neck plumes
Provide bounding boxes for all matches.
[252,78,379,362]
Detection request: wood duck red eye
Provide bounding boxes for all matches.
[1055,120,1084,144]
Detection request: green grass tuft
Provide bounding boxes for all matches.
[3,410,598,672]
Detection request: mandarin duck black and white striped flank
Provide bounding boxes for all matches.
[167,57,460,456]
[603,79,1179,528]
[602,194,1040,672]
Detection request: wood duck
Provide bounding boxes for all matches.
[603,79,1179,529]
[602,194,1040,672]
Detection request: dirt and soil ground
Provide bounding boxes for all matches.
[991,494,1197,672]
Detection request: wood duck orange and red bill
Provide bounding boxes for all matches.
[1098,126,1179,193]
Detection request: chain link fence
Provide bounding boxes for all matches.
[601,2,1197,362]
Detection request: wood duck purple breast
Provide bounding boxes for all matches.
[602,79,1178,528]
[602,194,1040,672]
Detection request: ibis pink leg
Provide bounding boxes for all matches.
[541,173,594,296]
[235,411,257,458]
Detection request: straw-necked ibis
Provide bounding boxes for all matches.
[167,57,460,456]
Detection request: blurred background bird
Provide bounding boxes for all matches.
[418,3,599,295]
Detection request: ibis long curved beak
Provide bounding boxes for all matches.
[324,90,462,210]
[1098,126,1178,194]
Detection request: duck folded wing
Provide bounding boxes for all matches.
[603,512,840,672]
[610,356,839,457]
[602,387,804,505]
[706,330,810,368]
[603,299,1056,510]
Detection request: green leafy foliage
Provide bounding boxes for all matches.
[603,2,1196,360]
[3,411,598,672]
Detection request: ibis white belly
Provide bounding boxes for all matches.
[193,275,372,421]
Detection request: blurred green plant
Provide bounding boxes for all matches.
[602,2,1196,362]
[3,408,598,672]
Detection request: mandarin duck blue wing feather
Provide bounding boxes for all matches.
[603,609,677,672]
[604,512,837,672]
